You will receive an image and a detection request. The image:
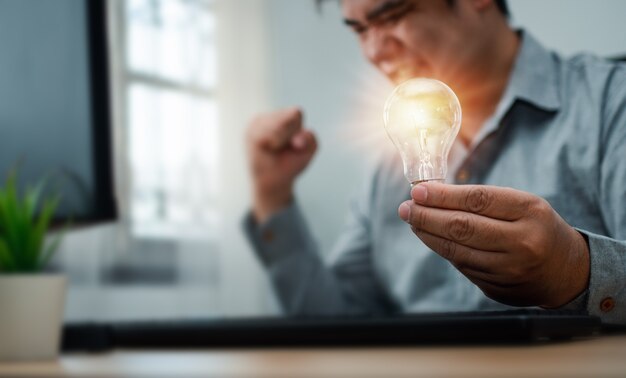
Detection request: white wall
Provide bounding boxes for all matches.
[215,0,275,315]
[509,0,626,57]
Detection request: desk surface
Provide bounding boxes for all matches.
[2,335,626,378]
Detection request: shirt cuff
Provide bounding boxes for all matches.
[242,203,317,266]
[577,228,626,324]
[556,289,589,312]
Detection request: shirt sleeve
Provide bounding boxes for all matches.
[242,165,396,316]
[580,64,626,324]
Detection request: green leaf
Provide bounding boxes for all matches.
[0,238,17,272]
[24,181,44,219]
[0,169,63,272]
[39,227,65,271]
[29,196,59,269]
[5,171,30,266]
[0,173,25,262]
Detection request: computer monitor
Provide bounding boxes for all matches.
[0,0,116,224]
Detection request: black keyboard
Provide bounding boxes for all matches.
[62,309,601,352]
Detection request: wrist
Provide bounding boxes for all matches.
[252,187,293,224]
[544,229,591,308]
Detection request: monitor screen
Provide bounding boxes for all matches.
[0,0,116,224]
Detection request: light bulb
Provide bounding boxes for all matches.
[383,78,462,187]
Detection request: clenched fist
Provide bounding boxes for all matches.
[247,107,318,223]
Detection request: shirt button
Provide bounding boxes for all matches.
[456,169,470,184]
[600,297,615,313]
[262,230,275,243]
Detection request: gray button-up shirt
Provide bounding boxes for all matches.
[245,32,626,324]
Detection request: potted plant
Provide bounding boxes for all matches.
[0,171,65,361]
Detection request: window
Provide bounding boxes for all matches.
[61,0,274,321]
[124,0,219,240]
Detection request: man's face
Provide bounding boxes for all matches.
[342,0,481,85]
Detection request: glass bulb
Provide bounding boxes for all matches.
[383,78,462,186]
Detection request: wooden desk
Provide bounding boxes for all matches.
[1,335,626,377]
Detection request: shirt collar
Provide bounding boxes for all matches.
[468,30,561,149]
[506,30,561,111]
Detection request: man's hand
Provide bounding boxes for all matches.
[247,107,317,223]
[398,182,590,308]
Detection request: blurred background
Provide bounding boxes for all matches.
[2,0,625,321]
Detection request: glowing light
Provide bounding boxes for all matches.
[384,78,462,186]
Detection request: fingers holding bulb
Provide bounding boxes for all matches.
[398,199,514,251]
[409,227,507,277]
[409,182,535,222]
[398,182,591,308]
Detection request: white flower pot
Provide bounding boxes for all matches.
[0,274,66,361]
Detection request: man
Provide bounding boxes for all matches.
[244,0,626,323]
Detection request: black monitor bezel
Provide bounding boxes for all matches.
[63,0,117,225]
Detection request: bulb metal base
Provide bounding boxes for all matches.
[410,178,444,188]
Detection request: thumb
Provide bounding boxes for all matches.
[291,129,317,151]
